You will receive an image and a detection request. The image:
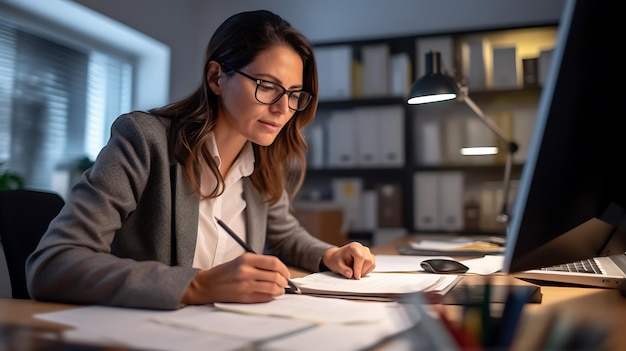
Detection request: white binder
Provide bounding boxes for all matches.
[438,171,464,231]
[414,172,440,230]
[315,45,353,101]
[361,43,390,97]
[354,107,381,167]
[378,106,405,167]
[327,110,356,168]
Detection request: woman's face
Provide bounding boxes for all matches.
[217,45,304,147]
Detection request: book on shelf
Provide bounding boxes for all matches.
[492,46,520,90]
[522,57,539,88]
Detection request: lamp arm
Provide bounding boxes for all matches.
[460,94,510,144]
[458,86,518,225]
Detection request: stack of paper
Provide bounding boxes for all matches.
[291,271,460,301]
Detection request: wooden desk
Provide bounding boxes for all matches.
[373,235,626,350]
[2,236,626,350]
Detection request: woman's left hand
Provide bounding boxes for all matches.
[321,242,376,279]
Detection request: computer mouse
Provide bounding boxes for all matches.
[420,259,469,274]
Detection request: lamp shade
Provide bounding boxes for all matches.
[407,51,457,105]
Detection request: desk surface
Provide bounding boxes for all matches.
[373,235,626,350]
[2,235,626,350]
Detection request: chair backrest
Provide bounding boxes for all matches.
[0,189,64,299]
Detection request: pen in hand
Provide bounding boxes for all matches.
[215,217,302,294]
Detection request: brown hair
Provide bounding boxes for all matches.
[149,10,318,204]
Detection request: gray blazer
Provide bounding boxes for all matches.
[26,111,334,310]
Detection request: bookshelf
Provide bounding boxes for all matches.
[296,24,558,244]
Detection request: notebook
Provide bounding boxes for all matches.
[513,253,626,291]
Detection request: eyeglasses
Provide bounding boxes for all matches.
[228,69,313,112]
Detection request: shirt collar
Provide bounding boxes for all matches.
[207,132,255,178]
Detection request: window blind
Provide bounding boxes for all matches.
[0,15,132,193]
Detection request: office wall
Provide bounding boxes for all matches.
[71,0,566,103]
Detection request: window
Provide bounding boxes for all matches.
[0,15,132,196]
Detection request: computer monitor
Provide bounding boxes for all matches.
[502,0,626,273]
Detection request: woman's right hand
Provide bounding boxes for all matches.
[180,252,291,305]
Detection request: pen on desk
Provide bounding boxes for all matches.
[214,216,302,295]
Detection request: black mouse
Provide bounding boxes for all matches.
[420,259,469,274]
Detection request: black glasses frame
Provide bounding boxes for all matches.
[225,67,313,112]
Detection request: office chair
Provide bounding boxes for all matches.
[0,189,64,299]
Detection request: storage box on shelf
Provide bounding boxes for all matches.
[298,24,557,243]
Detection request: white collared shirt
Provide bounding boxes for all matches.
[192,132,255,269]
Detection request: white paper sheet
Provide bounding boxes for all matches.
[35,305,311,351]
[259,302,415,351]
[291,271,459,297]
[215,294,392,324]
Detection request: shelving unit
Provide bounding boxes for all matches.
[296,24,558,245]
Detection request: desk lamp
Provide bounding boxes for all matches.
[407,51,518,225]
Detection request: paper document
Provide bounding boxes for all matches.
[216,294,395,324]
[291,271,460,300]
[397,237,505,256]
[459,255,504,275]
[412,239,504,252]
[150,305,315,340]
[36,305,253,351]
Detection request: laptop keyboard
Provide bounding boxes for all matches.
[541,258,605,275]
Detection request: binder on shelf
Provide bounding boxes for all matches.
[390,52,412,97]
[306,124,325,169]
[414,171,465,231]
[414,172,440,230]
[378,105,405,167]
[492,46,520,90]
[326,110,356,168]
[538,48,554,86]
[376,183,403,228]
[419,120,443,166]
[438,172,465,231]
[416,36,454,79]
[361,43,390,97]
[331,178,363,232]
[354,107,381,167]
[462,40,489,90]
[442,115,465,165]
[359,189,378,231]
[315,45,353,101]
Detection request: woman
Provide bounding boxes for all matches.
[26,10,376,310]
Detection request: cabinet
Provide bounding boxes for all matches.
[296,25,558,244]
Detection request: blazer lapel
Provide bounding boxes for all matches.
[172,163,199,267]
[243,178,267,253]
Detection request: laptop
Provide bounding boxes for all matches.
[513,253,626,290]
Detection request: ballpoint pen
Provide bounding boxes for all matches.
[215,216,302,294]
